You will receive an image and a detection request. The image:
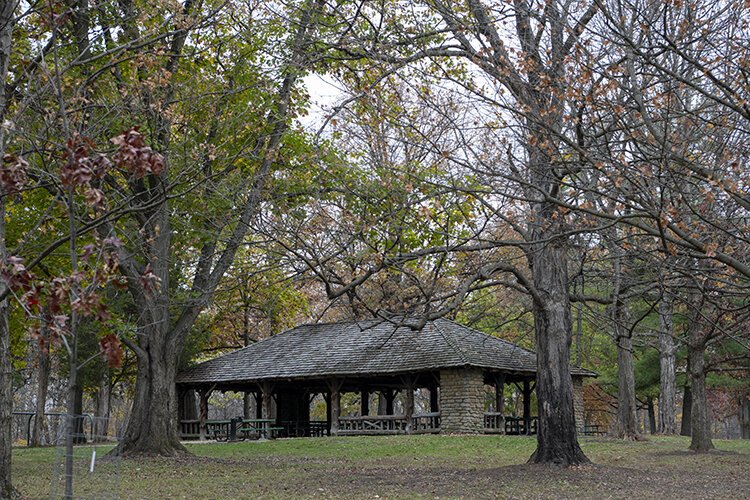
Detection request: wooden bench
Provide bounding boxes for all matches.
[237,419,284,439]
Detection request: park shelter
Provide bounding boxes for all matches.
[175,318,595,439]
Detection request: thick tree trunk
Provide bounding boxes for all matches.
[647,397,657,434]
[0,3,18,497]
[615,332,638,439]
[680,384,692,436]
[113,338,185,456]
[658,297,677,434]
[0,298,13,499]
[31,331,50,447]
[688,343,714,452]
[528,240,589,466]
[93,373,111,442]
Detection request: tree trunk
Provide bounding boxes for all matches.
[647,397,657,435]
[31,326,51,447]
[110,0,321,457]
[615,332,638,439]
[658,297,677,434]
[680,384,692,436]
[688,342,714,452]
[528,239,589,465]
[72,383,86,444]
[0,3,18,497]
[0,296,13,499]
[93,373,111,442]
[113,338,186,456]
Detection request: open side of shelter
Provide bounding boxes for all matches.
[175,318,595,440]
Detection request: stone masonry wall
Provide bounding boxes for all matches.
[440,368,485,434]
[573,376,585,430]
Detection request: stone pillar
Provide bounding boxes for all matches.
[439,368,485,434]
[572,376,585,431]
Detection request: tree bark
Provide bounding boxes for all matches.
[680,384,692,436]
[647,397,657,435]
[688,342,714,452]
[115,340,186,455]
[528,239,589,465]
[93,372,111,442]
[31,324,51,447]
[0,3,18,497]
[658,297,677,434]
[615,331,638,439]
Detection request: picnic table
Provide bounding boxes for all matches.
[237,419,284,440]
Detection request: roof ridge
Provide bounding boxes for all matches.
[433,318,471,365]
[439,317,537,356]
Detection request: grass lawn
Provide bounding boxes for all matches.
[11,435,750,499]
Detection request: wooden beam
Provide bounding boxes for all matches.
[326,379,343,436]
[361,390,369,416]
[523,380,531,436]
[198,387,213,441]
[494,373,506,413]
[403,377,415,434]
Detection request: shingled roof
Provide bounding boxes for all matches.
[176,318,595,385]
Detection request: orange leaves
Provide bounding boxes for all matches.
[99,333,124,369]
[0,154,28,195]
[60,136,111,189]
[111,128,165,179]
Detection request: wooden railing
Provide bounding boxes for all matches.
[179,419,202,439]
[483,412,505,434]
[503,416,538,435]
[338,415,408,435]
[338,413,441,435]
[412,412,441,434]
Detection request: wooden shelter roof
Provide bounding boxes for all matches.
[176,318,596,386]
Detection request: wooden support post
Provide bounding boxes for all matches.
[361,390,369,416]
[198,387,212,441]
[324,393,332,436]
[430,385,439,413]
[327,379,343,436]
[254,392,263,419]
[403,378,415,434]
[384,389,395,415]
[260,382,274,438]
[523,379,531,436]
[494,373,506,413]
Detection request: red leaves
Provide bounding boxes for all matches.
[1,256,35,298]
[1,154,29,195]
[111,128,165,178]
[60,136,111,189]
[99,333,124,368]
[140,263,162,294]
